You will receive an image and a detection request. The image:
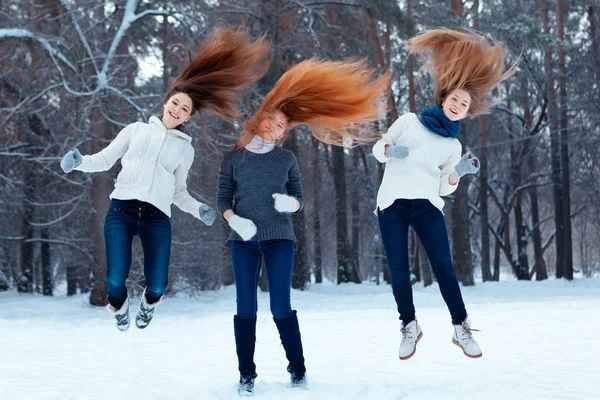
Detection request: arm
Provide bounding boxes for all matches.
[286,156,304,213]
[216,154,257,240]
[439,143,463,196]
[372,115,408,163]
[216,154,236,221]
[74,123,135,172]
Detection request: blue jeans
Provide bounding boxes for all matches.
[104,199,171,309]
[231,239,295,320]
[378,199,467,325]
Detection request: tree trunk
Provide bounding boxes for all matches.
[541,0,565,279]
[89,115,111,306]
[524,108,548,281]
[377,161,391,284]
[590,7,600,85]
[493,228,501,281]
[332,145,353,284]
[18,166,35,293]
[312,137,322,284]
[284,133,310,289]
[67,263,78,296]
[452,124,474,286]
[478,118,492,281]
[555,0,573,280]
[350,149,362,284]
[41,227,52,296]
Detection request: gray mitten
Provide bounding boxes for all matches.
[454,153,480,177]
[198,204,216,226]
[386,145,409,159]
[60,149,82,173]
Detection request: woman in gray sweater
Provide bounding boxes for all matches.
[217,58,390,395]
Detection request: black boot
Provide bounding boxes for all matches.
[274,310,307,389]
[234,316,258,396]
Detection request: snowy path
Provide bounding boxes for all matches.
[1,279,599,399]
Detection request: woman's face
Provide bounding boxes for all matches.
[258,110,288,141]
[162,92,193,129]
[441,89,471,121]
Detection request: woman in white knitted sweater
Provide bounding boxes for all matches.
[59,27,272,332]
[373,28,518,360]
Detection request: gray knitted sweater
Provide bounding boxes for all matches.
[216,146,305,244]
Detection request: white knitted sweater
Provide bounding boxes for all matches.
[372,113,462,213]
[75,116,204,218]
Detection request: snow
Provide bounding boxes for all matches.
[1,279,599,399]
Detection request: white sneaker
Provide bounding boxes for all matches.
[399,320,423,360]
[452,318,482,358]
[106,297,130,332]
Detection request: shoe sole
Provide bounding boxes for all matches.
[135,321,150,329]
[399,331,423,360]
[452,338,483,358]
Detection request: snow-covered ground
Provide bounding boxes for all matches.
[1,279,599,400]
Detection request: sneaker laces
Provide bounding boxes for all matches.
[400,325,414,341]
[460,320,480,340]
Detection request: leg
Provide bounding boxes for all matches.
[231,241,262,319]
[377,201,415,325]
[410,201,467,325]
[262,239,306,386]
[138,213,172,304]
[104,203,135,309]
[231,241,262,379]
[262,239,295,320]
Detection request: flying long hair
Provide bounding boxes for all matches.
[407,28,519,116]
[235,58,391,149]
[163,26,273,121]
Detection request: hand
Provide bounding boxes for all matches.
[385,145,409,159]
[454,151,480,177]
[272,193,299,213]
[228,215,257,241]
[198,204,216,226]
[60,149,82,173]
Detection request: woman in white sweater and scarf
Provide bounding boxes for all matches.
[59,27,272,332]
[373,28,518,360]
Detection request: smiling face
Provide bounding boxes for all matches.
[257,110,288,141]
[162,92,193,129]
[441,88,471,121]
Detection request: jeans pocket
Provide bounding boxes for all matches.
[108,206,126,214]
[148,209,169,220]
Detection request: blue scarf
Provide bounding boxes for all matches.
[419,105,460,138]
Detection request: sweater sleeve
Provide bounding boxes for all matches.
[216,153,235,218]
[372,114,409,163]
[287,154,305,212]
[74,123,135,173]
[172,147,203,219]
[439,141,462,197]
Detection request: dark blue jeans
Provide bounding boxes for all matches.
[378,198,467,325]
[104,199,171,309]
[231,239,295,320]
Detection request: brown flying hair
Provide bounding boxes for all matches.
[235,58,391,149]
[163,26,273,121]
[407,28,520,116]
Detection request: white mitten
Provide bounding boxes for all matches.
[228,215,257,241]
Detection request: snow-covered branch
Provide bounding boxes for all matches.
[0,28,76,72]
